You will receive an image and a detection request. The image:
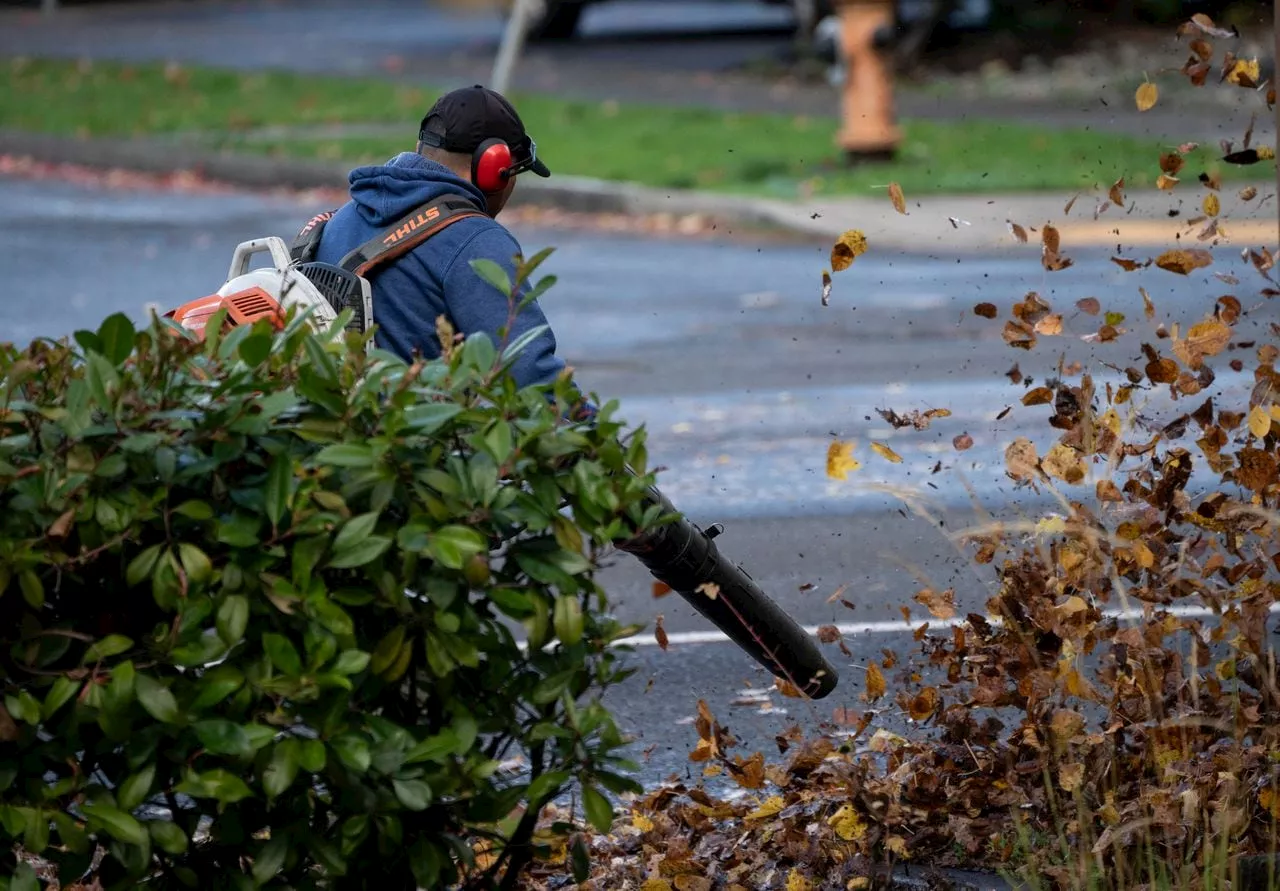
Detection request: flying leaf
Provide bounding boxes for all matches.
[654,615,669,652]
[1109,177,1125,207]
[1076,297,1101,315]
[974,302,998,319]
[1135,81,1159,112]
[831,230,868,272]
[913,587,956,620]
[821,269,832,306]
[1203,193,1221,217]
[1157,173,1180,190]
[888,182,907,214]
[826,440,861,480]
[1034,314,1063,336]
[870,442,902,464]
[1156,248,1214,274]
[1240,185,1258,201]
[865,662,887,701]
[1008,220,1029,242]
[1111,257,1149,271]
[953,433,974,451]
[1249,405,1271,439]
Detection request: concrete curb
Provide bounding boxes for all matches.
[3,129,1276,252]
[0,128,810,236]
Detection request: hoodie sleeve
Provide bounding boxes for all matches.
[440,224,597,419]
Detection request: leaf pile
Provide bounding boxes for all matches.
[519,14,1280,891]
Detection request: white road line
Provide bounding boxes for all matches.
[615,603,1280,649]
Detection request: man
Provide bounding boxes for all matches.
[305,85,589,414]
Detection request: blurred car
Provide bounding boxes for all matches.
[528,0,993,41]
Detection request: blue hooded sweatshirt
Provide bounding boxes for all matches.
[313,152,580,406]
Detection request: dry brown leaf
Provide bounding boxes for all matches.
[1141,287,1156,319]
[1157,173,1180,190]
[1076,297,1101,315]
[1136,81,1159,111]
[953,433,974,451]
[1109,177,1126,207]
[1022,387,1054,406]
[888,181,907,215]
[907,687,940,721]
[1240,185,1259,201]
[1160,152,1186,175]
[974,302,998,319]
[1043,443,1086,484]
[831,230,868,272]
[821,269,832,306]
[865,662,887,701]
[1008,220,1029,243]
[1034,314,1064,336]
[1006,437,1040,480]
[653,581,672,599]
[655,615,669,651]
[1111,256,1149,271]
[1156,248,1214,274]
[913,587,956,620]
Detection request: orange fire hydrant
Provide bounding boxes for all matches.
[831,0,901,163]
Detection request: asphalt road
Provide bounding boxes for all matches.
[4,172,1277,787]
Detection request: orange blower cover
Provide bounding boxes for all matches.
[166,287,287,341]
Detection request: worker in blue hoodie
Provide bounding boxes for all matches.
[303,85,593,417]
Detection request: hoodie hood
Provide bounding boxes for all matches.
[346,152,490,227]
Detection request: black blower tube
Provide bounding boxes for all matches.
[616,485,840,700]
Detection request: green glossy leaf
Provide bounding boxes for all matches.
[216,595,249,646]
[118,764,156,811]
[333,511,379,555]
[126,544,162,587]
[97,312,137,366]
[253,834,290,884]
[83,634,133,664]
[81,801,148,847]
[262,632,303,676]
[402,402,462,434]
[134,673,180,724]
[331,733,371,773]
[177,542,213,585]
[193,719,253,757]
[332,650,371,675]
[175,768,254,804]
[149,820,189,855]
[426,525,487,571]
[328,535,391,569]
[263,738,301,799]
[41,676,80,721]
[316,443,377,468]
[264,453,293,529]
[392,779,432,812]
[469,258,512,296]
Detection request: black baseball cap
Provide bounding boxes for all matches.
[418,85,550,178]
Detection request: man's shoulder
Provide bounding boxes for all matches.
[428,213,521,266]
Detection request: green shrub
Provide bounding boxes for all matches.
[0,257,661,890]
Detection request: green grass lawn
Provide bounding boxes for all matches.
[0,57,1257,197]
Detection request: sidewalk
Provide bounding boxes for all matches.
[2,128,1274,252]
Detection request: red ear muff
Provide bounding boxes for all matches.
[473,138,513,193]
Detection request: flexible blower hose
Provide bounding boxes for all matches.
[616,485,840,700]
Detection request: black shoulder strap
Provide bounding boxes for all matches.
[337,194,488,278]
[290,209,337,265]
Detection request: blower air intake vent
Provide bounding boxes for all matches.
[298,262,368,334]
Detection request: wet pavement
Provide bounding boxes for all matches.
[4,171,1278,784]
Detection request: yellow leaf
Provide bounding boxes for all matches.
[633,813,655,832]
[1228,57,1261,87]
[870,442,902,464]
[831,230,868,272]
[1204,193,1221,217]
[1135,81,1159,111]
[641,881,674,891]
[888,182,907,215]
[745,795,785,821]
[886,835,909,857]
[827,804,868,841]
[1100,408,1122,436]
[826,440,861,480]
[1133,540,1155,569]
[1249,404,1272,439]
[786,871,813,891]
